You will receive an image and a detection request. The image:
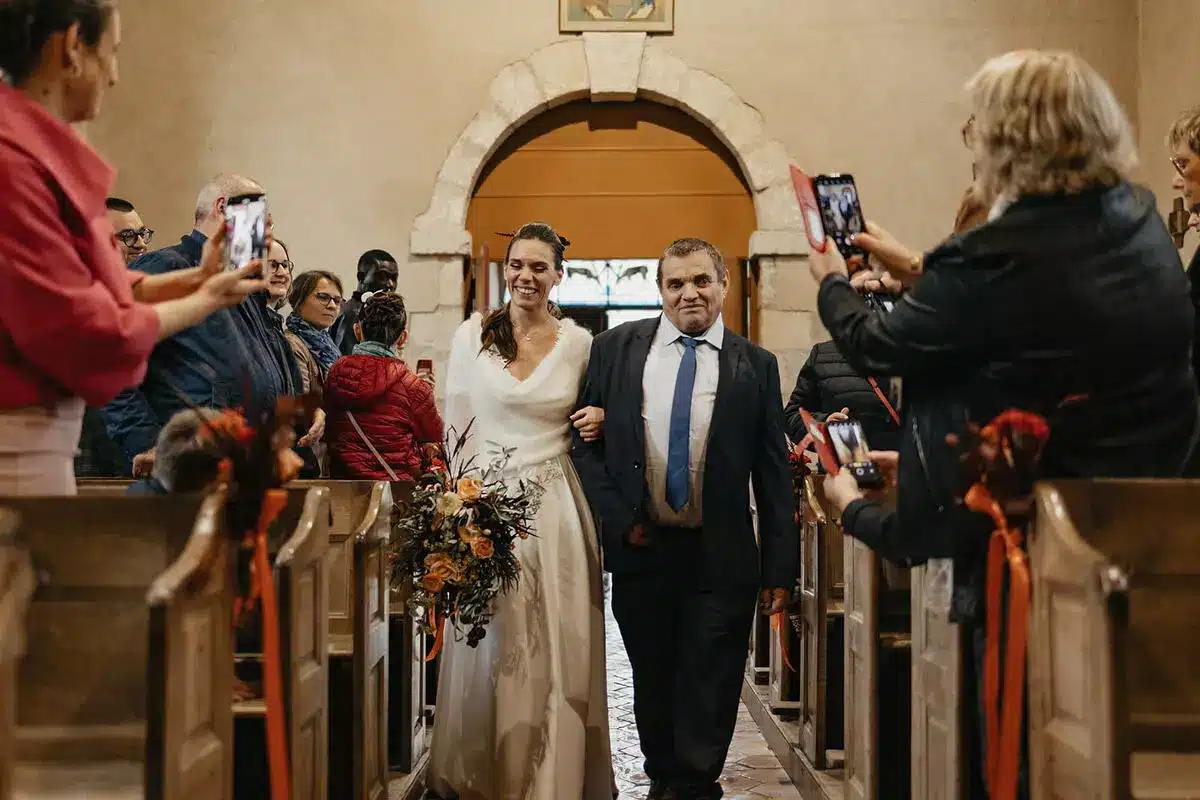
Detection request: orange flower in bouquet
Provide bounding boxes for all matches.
[391,420,541,651]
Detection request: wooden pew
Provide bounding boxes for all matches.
[74,478,134,497]
[382,482,430,778]
[5,492,233,798]
[291,480,393,799]
[842,490,911,800]
[234,487,331,800]
[0,510,34,800]
[796,484,846,769]
[909,562,963,800]
[1029,481,1200,799]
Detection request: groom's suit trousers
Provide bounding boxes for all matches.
[610,525,758,791]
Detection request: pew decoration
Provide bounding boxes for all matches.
[191,394,321,800]
[949,409,1049,800]
[769,439,817,675]
[390,420,541,660]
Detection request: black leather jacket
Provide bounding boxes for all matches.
[819,183,1200,620]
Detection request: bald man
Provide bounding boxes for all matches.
[103,174,309,473]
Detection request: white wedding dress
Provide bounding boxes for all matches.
[427,313,613,800]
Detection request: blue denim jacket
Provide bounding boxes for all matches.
[103,231,297,468]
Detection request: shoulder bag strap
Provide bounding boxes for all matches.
[867,377,901,426]
[345,411,401,481]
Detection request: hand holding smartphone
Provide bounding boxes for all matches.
[791,166,868,265]
[225,192,269,270]
[797,408,885,489]
[416,358,435,387]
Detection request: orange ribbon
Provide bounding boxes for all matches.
[770,610,795,672]
[425,606,446,663]
[966,484,1030,800]
[255,489,292,800]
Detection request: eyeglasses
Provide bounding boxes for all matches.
[115,227,154,246]
[961,115,976,149]
[268,259,295,274]
[1171,155,1191,176]
[314,291,345,308]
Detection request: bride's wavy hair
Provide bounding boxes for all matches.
[480,222,568,364]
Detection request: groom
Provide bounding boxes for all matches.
[572,238,797,800]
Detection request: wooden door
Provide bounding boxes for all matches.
[844,536,879,800]
[467,100,755,331]
[910,564,962,800]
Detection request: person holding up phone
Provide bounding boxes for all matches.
[102,172,302,476]
[323,292,443,480]
[808,50,1200,799]
[0,1,269,496]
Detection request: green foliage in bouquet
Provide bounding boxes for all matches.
[390,420,542,649]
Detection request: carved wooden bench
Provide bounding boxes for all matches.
[842,489,911,800]
[291,480,393,799]
[73,479,134,497]
[0,509,34,800]
[789,477,846,769]
[4,493,232,799]
[909,561,963,799]
[1030,481,1200,800]
[233,487,331,800]
[384,482,430,776]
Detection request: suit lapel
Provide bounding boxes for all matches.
[706,334,743,455]
[626,318,658,458]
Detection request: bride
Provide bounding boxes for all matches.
[427,222,613,800]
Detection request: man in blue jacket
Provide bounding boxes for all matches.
[105,174,300,472]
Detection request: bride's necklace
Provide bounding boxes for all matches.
[513,320,557,344]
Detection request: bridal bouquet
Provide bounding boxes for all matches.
[390,420,541,655]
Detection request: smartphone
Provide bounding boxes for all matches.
[826,419,885,489]
[812,174,867,260]
[225,192,268,270]
[416,358,433,375]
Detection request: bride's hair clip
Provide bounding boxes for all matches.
[497,227,571,249]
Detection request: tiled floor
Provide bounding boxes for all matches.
[605,599,801,800]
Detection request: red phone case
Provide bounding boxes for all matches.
[798,408,840,475]
[790,165,830,254]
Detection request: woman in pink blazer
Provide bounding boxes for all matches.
[0,1,265,495]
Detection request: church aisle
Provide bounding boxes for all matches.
[605,600,801,799]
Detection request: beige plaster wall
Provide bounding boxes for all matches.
[93,0,1145,386]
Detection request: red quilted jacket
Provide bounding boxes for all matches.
[323,355,444,480]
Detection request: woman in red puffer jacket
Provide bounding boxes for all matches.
[324,292,443,479]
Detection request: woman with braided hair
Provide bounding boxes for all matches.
[427,221,612,800]
[323,291,443,480]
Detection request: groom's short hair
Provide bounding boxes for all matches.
[657,238,726,285]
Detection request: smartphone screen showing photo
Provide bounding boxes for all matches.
[813,175,866,259]
[225,193,268,270]
[826,419,884,488]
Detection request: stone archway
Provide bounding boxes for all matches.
[406,33,815,389]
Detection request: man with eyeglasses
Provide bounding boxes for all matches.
[105,197,153,266]
[104,174,303,475]
[1167,107,1200,392]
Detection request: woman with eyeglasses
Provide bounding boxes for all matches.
[265,239,294,314]
[0,0,266,495]
[284,270,345,397]
[810,50,1199,798]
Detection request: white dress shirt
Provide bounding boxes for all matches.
[642,314,724,528]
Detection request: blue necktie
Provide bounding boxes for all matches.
[666,336,699,511]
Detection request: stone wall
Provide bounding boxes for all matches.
[405,33,814,400]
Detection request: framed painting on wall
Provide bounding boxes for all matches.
[560,0,674,33]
